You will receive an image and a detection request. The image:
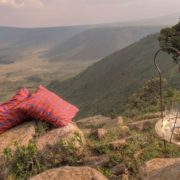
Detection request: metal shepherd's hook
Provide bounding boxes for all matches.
[154,47,180,122]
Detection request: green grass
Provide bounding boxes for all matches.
[2,136,85,180]
[2,122,180,180]
[3,141,40,180]
[87,126,180,179]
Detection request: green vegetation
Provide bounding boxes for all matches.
[97,167,112,178]
[2,116,180,180]
[49,33,180,119]
[90,127,180,179]
[35,121,53,136]
[159,22,180,53]
[124,77,180,117]
[3,141,39,180]
[3,137,83,180]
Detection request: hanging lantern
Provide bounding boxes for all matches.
[154,47,180,145]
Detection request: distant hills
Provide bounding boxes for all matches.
[48,33,180,118]
[45,26,163,61]
[1,11,179,64]
[0,26,87,47]
[0,26,88,64]
[110,12,179,27]
[0,25,163,64]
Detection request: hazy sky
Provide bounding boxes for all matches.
[0,0,179,27]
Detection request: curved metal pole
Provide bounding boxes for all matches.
[154,47,180,122]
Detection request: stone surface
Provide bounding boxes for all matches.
[35,123,86,153]
[155,118,180,145]
[0,122,36,178]
[110,174,129,180]
[76,115,112,132]
[141,158,180,180]
[97,128,107,140]
[173,128,180,141]
[77,115,113,137]
[0,122,36,157]
[133,112,161,121]
[109,139,126,150]
[119,126,130,135]
[30,166,108,180]
[121,174,129,180]
[111,164,127,176]
[128,118,158,131]
[115,116,124,126]
[84,155,109,168]
[76,115,129,139]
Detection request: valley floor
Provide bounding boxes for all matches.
[0,51,96,102]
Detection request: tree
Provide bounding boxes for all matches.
[158,21,180,61]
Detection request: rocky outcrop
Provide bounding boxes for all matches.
[0,122,36,178]
[109,139,126,150]
[127,118,158,131]
[0,122,86,179]
[30,166,108,180]
[115,116,124,126]
[111,164,128,176]
[76,115,127,137]
[0,122,85,158]
[35,123,86,154]
[118,126,130,135]
[0,122,36,158]
[141,158,180,180]
[76,115,112,133]
[84,155,109,168]
[96,128,107,140]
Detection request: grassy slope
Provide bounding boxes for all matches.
[48,33,180,118]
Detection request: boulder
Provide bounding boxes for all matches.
[76,115,112,132]
[30,166,108,180]
[96,128,107,140]
[35,123,86,154]
[133,112,161,121]
[0,122,36,158]
[110,174,129,180]
[141,158,180,180]
[109,139,126,150]
[110,164,129,180]
[76,115,127,137]
[111,164,127,176]
[0,122,36,178]
[115,116,124,126]
[127,118,158,131]
[173,127,180,141]
[119,126,130,135]
[121,174,129,180]
[84,155,109,168]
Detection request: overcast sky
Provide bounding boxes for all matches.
[0,0,179,27]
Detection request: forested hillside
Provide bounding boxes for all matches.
[49,33,180,118]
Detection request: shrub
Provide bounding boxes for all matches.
[4,141,41,180]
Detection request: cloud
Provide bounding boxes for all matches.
[0,0,44,8]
